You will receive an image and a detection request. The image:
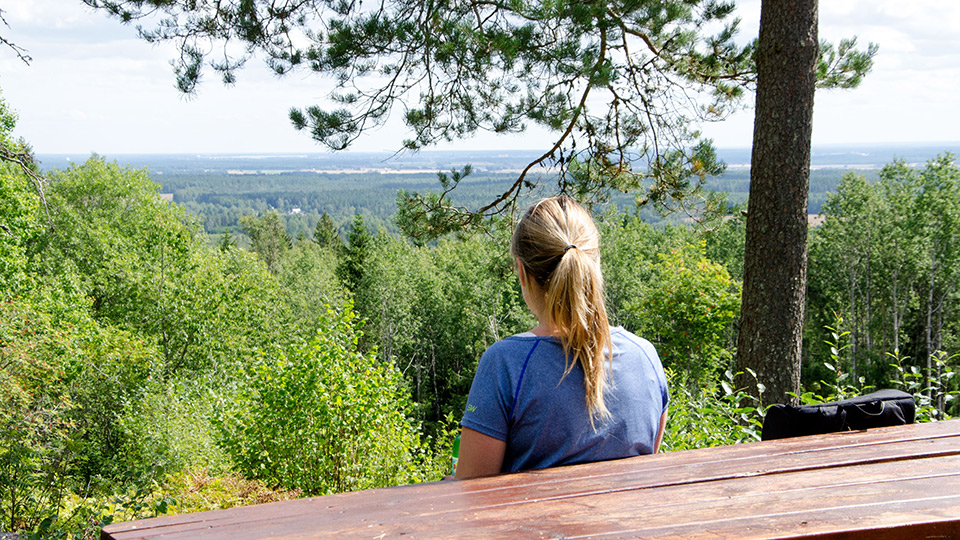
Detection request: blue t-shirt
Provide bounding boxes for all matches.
[461,327,668,473]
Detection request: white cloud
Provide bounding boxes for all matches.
[700,0,960,148]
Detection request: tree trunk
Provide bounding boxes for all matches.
[925,258,936,398]
[891,265,901,354]
[736,0,819,407]
[864,229,873,357]
[848,268,858,379]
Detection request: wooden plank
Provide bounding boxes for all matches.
[105,448,960,539]
[101,421,960,540]
[102,426,960,539]
[317,457,960,539]
[276,430,960,528]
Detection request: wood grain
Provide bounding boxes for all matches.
[102,420,960,540]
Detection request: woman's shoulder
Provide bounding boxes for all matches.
[485,332,553,355]
[609,326,656,351]
[477,332,558,376]
[483,332,564,363]
[609,327,668,399]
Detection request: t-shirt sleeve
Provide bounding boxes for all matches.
[460,346,513,441]
[641,338,670,412]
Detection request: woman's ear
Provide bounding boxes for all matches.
[516,258,527,288]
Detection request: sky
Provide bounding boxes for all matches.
[1,0,958,155]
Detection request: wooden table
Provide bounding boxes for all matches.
[102,420,960,539]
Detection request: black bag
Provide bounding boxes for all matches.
[761,389,916,441]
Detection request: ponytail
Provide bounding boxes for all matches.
[510,196,613,423]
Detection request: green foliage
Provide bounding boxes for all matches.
[118,374,232,479]
[628,243,741,385]
[421,231,531,423]
[217,229,236,251]
[350,227,530,430]
[141,165,856,244]
[0,293,154,537]
[0,161,41,295]
[889,351,958,422]
[41,157,198,327]
[313,211,343,252]
[337,213,371,293]
[0,301,77,533]
[0,153,303,535]
[40,157,294,380]
[807,154,960,408]
[817,38,879,89]
[394,166,486,242]
[144,245,284,376]
[703,212,746,281]
[598,211,683,329]
[7,104,960,540]
[64,325,159,481]
[796,313,957,423]
[217,303,433,494]
[86,0,875,237]
[0,90,17,138]
[0,93,43,297]
[239,210,291,273]
[662,369,764,452]
[0,291,184,537]
[798,315,873,405]
[278,240,349,339]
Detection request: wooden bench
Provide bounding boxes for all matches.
[102,420,960,539]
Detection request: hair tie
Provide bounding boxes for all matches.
[563,244,577,253]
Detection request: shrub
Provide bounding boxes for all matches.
[217,303,434,495]
[630,243,741,386]
[889,350,958,422]
[0,301,76,533]
[662,369,764,452]
[118,374,232,479]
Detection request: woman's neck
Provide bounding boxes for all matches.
[530,320,560,337]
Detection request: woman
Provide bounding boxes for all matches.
[456,196,668,479]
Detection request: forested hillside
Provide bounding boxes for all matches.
[41,145,960,242]
[6,101,960,537]
[135,168,855,238]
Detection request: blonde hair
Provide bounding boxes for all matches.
[510,196,613,422]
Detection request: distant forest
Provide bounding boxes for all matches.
[151,167,862,239]
[40,144,959,242]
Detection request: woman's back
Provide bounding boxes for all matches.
[455,196,668,479]
[461,327,668,472]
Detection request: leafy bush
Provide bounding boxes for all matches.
[598,212,677,330]
[0,297,173,536]
[0,301,76,533]
[350,229,529,432]
[662,369,764,452]
[0,162,42,296]
[889,350,958,421]
[118,374,232,479]
[217,303,437,495]
[801,315,957,421]
[630,243,741,385]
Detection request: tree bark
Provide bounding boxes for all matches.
[736,0,819,407]
[848,267,858,379]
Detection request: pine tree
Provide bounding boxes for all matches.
[84,0,874,232]
[314,211,343,252]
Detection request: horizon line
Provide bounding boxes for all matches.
[34,141,960,157]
